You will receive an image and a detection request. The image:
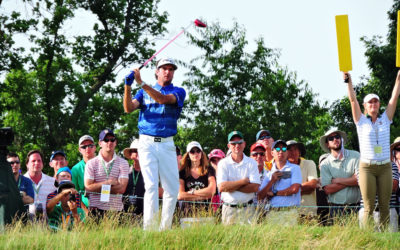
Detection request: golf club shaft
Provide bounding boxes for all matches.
[139,29,185,70]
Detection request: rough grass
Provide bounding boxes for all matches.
[1,213,400,249]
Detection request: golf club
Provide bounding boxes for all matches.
[138,19,207,69]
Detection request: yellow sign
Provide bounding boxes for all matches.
[335,15,352,72]
[397,11,400,67]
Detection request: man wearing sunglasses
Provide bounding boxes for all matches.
[217,131,261,225]
[72,135,96,209]
[258,140,302,214]
[7,152,34,207]
[256,130,274,171]
[319,129,360,223]
[84,129,129,218]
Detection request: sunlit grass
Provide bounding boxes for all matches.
[1,210,400,249]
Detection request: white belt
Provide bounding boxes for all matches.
[360,158,390,165]
[139,134,173,143]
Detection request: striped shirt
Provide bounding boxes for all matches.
[24,172,56,217]
[85,153,129,211]
[356,111,391,161]
[134,82,186,137]
[359,162,400,208]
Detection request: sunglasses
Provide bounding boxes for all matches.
[251,152,265,157]
[210,158,220,163]
[327,134,341,142]
[190,148,202,154]
[274,147,287,152]
[8,161,20,165]
[103,138,116,143]
[229,140,244,145]
[258,135,271,140]
[80,144,95,149]
[130,149,138,153]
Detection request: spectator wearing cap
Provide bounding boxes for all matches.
[7,152,34,209]
[344,72,400,229]
[123,58,186,231]
[217,131,260,225]
[178,142,216,216]
[208,149,225,173]
[258,140,302,214]
[287,140,318,219]
[47,167,84,213]
[207,149,225,212]
[47,180,85,231]
[249,143,267,208]
[122,139,146,216]
[256,130,274,171]
[72,135,96,208]
[84,129,129,218]
[49,150,68,179]
[319,128,360,223]
[24,150,56,219]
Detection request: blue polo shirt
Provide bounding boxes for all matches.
[134,83,186,137]
[17,175,35,199]
[259,161,302,208]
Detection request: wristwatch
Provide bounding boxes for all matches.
[190,189,195,195]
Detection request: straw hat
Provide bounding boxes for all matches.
[123,139,139,159]
[390,137,400,161]
[319,128,347,153]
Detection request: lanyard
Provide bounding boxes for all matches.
[373,123,379,145]
[16,175,21,189]
[132,171,140,194]
[62,212,72,229]
[101,159,114,179]
[33,182,42,196]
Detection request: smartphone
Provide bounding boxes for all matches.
[280,171,292,179]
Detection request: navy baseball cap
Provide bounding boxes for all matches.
[256,130,271,141]
[50,150,67,162]
[272,140,287,149]
[99,129,116,141]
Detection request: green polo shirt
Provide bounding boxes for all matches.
[71,160,89,207]
[320,149,361,204]
[48,203,85,231]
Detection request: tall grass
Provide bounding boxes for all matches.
[1,212,399,249]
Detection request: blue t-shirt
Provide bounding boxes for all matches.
[134,83,186,137]
[17,175,35,199]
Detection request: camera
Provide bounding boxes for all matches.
[69,193,76,202]
[280,171,292,179]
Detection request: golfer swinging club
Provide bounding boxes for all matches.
[123,58,186,231]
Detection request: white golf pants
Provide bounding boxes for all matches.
[138,135,179,231]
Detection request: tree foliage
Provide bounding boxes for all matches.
[179,22,331,163]
[0,0,168,169]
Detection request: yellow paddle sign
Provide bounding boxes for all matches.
[335,15,352,72]
[396,11,400,67]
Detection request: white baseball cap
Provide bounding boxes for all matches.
[157,58,177,70]
[363,94,380,104]
[78,135,94,146]
[186,141,202,153]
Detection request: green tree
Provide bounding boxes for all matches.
[180,22,331,163]
[331,1,400,150]
[0,0,168,169]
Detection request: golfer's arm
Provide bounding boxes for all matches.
[142,84,177,104]
[386,70,400,120]
[346,75,362,123]
[123,85,140,113]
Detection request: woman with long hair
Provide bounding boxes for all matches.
[345,71,400,229]
[178,141,216,216]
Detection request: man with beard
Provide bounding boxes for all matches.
[319,129,361,222]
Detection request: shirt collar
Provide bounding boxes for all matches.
[154,82,174,91]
